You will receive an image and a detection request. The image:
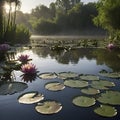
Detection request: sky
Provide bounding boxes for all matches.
[20,0,98,13]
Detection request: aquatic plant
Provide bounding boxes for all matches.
[81,87,100,95]
[21,63,37,75]
[21,74,37,83]
[45,82,65,91]
[91,80,115,90]
[97,91,120,105]
[79,74,99,81]
[39,72,57,79]
[18,54,30,63]
[0,44,10,52]
[0,82,28,95]
[107,43,115,50]
[0,44,10,61]
[94,104,117,117]
[72,96,96,107]
[18,92,44,104]
[35,101,62,114]
[58,72,78,80]
[64,79,88,88]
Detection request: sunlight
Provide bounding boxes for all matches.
[4,3,15,13]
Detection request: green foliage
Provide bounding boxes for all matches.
[93,0,120,42]
[34,18,59,35]
[15,24,31,44]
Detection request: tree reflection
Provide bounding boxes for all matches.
[32,47,120,71]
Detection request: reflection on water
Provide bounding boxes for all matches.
[0,46,120,120]
[30,47,120,72]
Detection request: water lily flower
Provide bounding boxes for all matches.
[18,54,29,63]
[21,63,37,75]
[107,43,115,50]
[0,44,10,52]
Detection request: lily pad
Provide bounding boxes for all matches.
[91,80,115,90]
[72,96,96,107]
[45,82,65,91]
[18,92,44,104]
[64,80,88,88]
[97,91,120,105]
[0,82,28,95]
[81,88,100,95]
[39,72,57,79]
[94,104,117,117]
[58,72,78,80]
[35,101,62,114]
[80,74,99,81]
[99,71,120,79]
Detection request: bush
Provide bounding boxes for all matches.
[35,19,60,34]
[15,24,31,44]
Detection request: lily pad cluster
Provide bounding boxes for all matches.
[38,72,120,117]
[18,91,62,114]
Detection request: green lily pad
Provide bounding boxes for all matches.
[91,80,115,90]
[39,72,57,79]
[72,96,96,107]
[64,80,88,88]
[58,72,78,80]
[99,71,120,79]
[35,101,62,114]
[80,74,99,81]
[81,88,100,95]
[94,104,117,117]
[97,91,120,105]
[0,82,28,95]
[45,82,65,91]
[18,92,44,104]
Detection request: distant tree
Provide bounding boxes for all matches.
[31,5,52,19]
[49,2,56,18]
[55,0,71,13]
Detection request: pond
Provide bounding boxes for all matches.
[0,45,120,120]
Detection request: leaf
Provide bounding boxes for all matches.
[81,87,100,95]
[45,82,65,91]
[64,80,88,88]
[80,74,99,81]
[18,92,44,104]
[35,101,62,114]
[58,72,78,80]
[91,80,115,90]
[39,72,57,79]
[0,82,28,95]
[97,91,120,105]
[99,72,120,79]
[94,104,117,117]
[72,96,96,107]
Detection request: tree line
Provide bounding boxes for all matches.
[0,0,120,44]
[16,0,101,35]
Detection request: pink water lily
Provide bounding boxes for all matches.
[21,63,37,74]
[18,54,29,63]
[0,44,10,51]
[107,43,115,50]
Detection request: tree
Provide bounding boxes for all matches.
[55,0,71,13]
[0,0,5,43]
[31,5,52,19]
[93,0,120,34]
